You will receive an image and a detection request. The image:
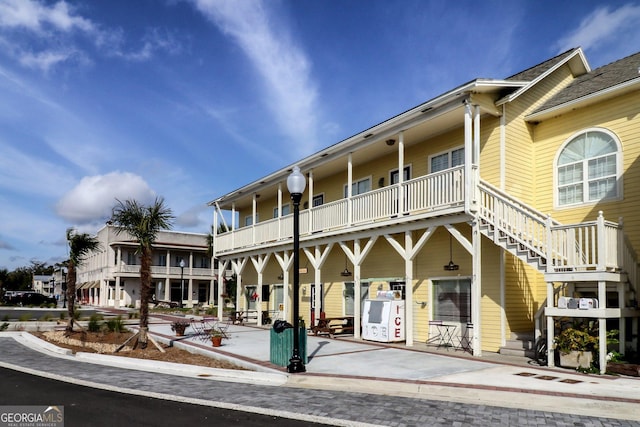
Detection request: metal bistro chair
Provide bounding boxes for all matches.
[427,320,443,347]
[458,322,473,354]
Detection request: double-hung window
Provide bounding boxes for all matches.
[344,177,371,197]
[273,204,290,218]
[557,129,620,206]
[429,147,464,173]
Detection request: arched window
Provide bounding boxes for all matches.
[556,129,621,206]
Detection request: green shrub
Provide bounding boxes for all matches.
[0,322,8,331]
[105,316,127,333]
[88,314,101,332]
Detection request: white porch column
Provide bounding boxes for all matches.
[252,196,258,244]
[233,258,248,313]
[472,104,481,212]
[353,240,361,340]
[464,100,473,214]
[598,280,607,374]
[546,281,555,368]
[303,244,333,326]
[308,169,314,232]
[472,220,482,356]
[216,259,228,320]
[250,254,271,320]
[277,183,283,239]
[342,237,377,340]
[398,132,405,215]
[275,251,292,323]
[404,231,414,346]
[347,153,353,226]
[385,229,433,347]
[187,253,194,307]
[114,277,121,308]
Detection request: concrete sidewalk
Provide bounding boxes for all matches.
[140,317,640,421]
[1,312,639,422]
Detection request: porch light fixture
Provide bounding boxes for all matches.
[278,273,284,280]
[340,256,352,277]
[287,166,306,373]
[444,234,459,271]
[386,139,395,146]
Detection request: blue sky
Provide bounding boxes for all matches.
[1,0,640,271]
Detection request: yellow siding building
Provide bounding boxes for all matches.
[209,48,640,372]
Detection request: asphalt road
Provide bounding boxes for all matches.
[0,367,325,427]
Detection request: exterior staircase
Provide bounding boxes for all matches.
[499,332,536,358]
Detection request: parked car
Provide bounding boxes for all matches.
[4,292,56,306]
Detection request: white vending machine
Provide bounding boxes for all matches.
[362,293,405,342]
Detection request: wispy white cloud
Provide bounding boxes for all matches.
[555,4,640,57]
[0,0,183,72]
[0,0,94,33]
[190,0,320,157]
[104,27,184,62]
[55,171,157,224]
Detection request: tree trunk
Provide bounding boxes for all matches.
[66,261,76,332]
[138,247,152,349]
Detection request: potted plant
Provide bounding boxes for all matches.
[170,319,191,337]
[210,328,224,347]
[554,324,598,369]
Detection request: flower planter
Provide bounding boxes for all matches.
[559,350,593,368]
[211,336,222,347]
[171,321,190,337]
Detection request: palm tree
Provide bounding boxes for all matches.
[110,197,174,349]
[66,229,100,332]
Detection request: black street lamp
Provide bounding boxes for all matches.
[179,259,186,308]
[62,267,67,309]
[287,166,306,373]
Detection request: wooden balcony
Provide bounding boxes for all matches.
[108,265,214,278]
[214,166,466,255]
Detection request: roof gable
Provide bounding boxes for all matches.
[506,48,582,82]
[530,51,640,116]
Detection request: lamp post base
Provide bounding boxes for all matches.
[287,355,306,373]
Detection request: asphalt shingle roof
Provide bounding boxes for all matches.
[532,50,640,114]
[505,48,579,82]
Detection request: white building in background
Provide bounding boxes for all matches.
[75,225,224,308]
[32,275,54,296]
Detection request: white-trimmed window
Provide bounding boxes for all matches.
[429,147,464,173]
[273,204,290,218]
[312,194,324,207]
[344,177,371,197]
[244,214,258,226]
[390,165,411,184]
[556,129,621,207]
[432,279,471,323]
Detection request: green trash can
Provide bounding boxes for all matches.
[269,321,307,367]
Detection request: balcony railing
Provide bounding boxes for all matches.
[215,166,465,254]
[108,265,214,277]
[478,180,630,275]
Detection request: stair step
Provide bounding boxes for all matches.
[499,347,536,358]
[504,339,534,351]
